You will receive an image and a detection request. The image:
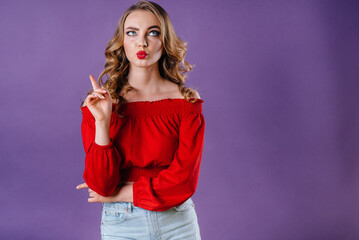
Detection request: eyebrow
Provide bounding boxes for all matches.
[125,25,160,31]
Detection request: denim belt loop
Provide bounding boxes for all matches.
[128,202,133,213]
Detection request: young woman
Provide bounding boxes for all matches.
[76,1,205,239]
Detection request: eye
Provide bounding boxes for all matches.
[148,30,160,37]
[126,31,136,36]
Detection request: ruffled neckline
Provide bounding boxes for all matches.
[119,98,203,117]
[122,97,203,105]
[81,98,203,118]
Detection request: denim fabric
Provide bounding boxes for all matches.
[100,197,201,240]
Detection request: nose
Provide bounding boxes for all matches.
[137,36,148,48]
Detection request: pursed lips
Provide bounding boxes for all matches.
[136,51,148,59]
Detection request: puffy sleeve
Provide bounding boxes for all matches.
[132,110,206,211]
[80,106,122,197]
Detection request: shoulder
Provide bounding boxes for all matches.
[192,91,201,100]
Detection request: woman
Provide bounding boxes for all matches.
[76,1,205,239]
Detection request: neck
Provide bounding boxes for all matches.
[127,63,165,95]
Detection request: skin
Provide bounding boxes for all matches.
[122,10,184,100]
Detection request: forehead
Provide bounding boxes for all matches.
[124,10,160,28]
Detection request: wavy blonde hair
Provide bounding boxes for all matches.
[82,0,200,114]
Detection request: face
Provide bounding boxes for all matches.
[123,10,163,68]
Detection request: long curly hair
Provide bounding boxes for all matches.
[82,0,200,115]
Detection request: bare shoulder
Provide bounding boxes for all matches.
[193,91,201,99]
[165,81,201,100]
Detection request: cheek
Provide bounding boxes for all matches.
[123,37,130,47]
[152,40,163,54]
[123,38,134,56]
[156,40,162,51]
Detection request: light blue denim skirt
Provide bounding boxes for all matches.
[100,197,201,240]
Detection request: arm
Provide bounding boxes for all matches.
[132,106,205,211]
[81,105,122,197]
[80,75,122,197]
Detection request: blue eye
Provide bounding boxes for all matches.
[149,30,160,36]
[126,31,136,36]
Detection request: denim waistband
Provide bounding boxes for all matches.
[102,201,133,213]
[102,197,193,213]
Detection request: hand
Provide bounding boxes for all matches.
[84,74,112,123]
[76,182,134,203]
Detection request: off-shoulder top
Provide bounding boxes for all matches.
[80,98,205,211]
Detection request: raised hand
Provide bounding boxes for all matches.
[85,74,113,123]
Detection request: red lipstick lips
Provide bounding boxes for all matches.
[137,51,148,59]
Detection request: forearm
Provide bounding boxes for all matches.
[95,120,111,145]
[83,118,121,197]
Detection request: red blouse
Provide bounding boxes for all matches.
[80,98,205,211]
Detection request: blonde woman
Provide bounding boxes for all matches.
[76,1,205,239]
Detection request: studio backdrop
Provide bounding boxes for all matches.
[0,0,358,239]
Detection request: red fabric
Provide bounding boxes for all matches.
[80,98,205,211]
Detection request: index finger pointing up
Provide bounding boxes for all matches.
[89,74,99,90]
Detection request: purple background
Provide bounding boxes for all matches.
[1,0,358,239]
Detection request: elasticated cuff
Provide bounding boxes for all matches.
[92,138,114,150]
[83,172,116,197]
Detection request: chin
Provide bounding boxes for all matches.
[133,60,158,68]
[135,62,150,67]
